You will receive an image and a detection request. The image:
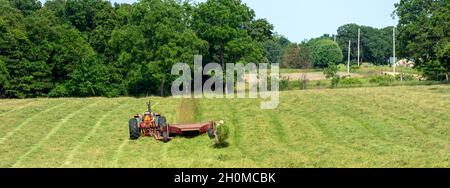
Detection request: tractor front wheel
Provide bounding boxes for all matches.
[129,118,140,140]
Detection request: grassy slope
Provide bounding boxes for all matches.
[0,85,449,167]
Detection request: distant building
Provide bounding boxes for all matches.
[396,59,415,68]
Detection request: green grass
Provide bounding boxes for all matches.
[0,85,449,167]
[283,75,448,91]
[280,68,322,74]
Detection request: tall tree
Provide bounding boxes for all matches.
[264,34,291,64]
[9,0,41,15]
[0,0,279,98]
[122,0,207,96]
[192,0,264,66]
[280,44,300,68]
[395,0,450,80]
[0,60,9,97]
[248,18,274,42]
[308,39,343,68]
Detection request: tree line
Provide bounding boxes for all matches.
[0,0,276,98]
[1,0,449,99]
[278,24,398,69]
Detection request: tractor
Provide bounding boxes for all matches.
[128,101,217,142]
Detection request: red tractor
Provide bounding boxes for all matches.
[128,101,217,142]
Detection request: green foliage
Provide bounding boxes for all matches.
[279,79,289,91]
[298,78,309,90]
[395,0,450,79]
[215,123,230,147]
[280,43,313,69]
[369,75,395,86]
[419,60,447,81]
[438,42,450,80]
[66,55,111,97]
[280,44,299,68]
[48,83,69,97]
[330,76,341,88]
[263,34,291,65]
[10,0,42,15]
[309,39,343,68]
[247,18,273,42]
[322,63,340,88]
[263,39,283,64]
[0,60,9,97]
[0,0,275,98]
[340,77,363,86]
[323,63,338,79]
[225,36,266,64]
[336,24,392,65]
[395,73,416,82]
[192,0,266,65]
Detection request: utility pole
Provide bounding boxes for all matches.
[357,28,361,67]
[347,40,351,75]
[393,27,396,74]
[334,35,336,42]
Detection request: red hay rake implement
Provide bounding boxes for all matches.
[128,101,217,142]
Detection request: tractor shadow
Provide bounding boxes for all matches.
[213,142,230,149]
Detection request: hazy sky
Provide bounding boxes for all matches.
[41,0,400,43]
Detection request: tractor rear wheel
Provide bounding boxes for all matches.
[129,118,140,140]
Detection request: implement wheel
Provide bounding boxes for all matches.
[159,116,169,142]
[129,118,140,140]
[162,130,169,143]
[207,127,215,139]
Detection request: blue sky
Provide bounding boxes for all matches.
[41,0,399,43]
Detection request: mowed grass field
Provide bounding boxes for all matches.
[0,85,449,168]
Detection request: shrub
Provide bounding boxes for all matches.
[331,76,341,88]
[214,123,229,147]
[395,73,416,81]
[324,63,338,79]
[299,79,308,90]
[48,84,69,97]
[340,77,363,86]
[350,64,360,70]
[309,39,343,68]
[316,80,324,87]
[298,74,309,90]
[337,64,347,71]
[369,75,395,85]
[280,79,289,91]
